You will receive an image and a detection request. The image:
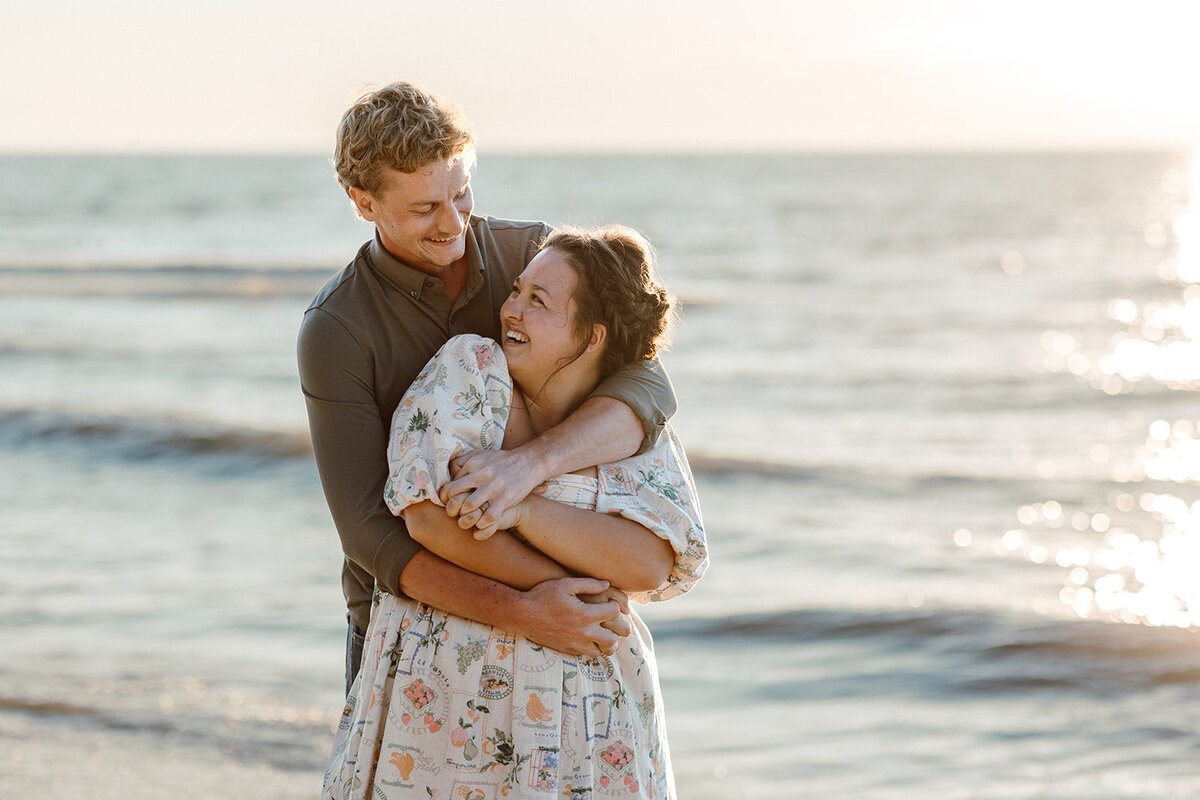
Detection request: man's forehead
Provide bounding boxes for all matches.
[379,157,473,201]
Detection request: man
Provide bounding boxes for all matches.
[297,82,677,692]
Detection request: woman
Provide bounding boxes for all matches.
[324,226,707,800]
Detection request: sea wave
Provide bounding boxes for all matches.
[655,606,1200,695]
[0,408,1143,495]
[0,263,337,299]
[0,693,328,771]
[0,409,312,461]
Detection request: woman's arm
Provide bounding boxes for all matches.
[503,496,676,593]
[411,493,673,594]
[404,500,572,590]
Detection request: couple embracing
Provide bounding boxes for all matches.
[298,81,708,799]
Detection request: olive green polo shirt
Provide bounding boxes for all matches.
[298,216,676,630]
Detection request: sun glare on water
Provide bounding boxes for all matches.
[1022,151,1200,629]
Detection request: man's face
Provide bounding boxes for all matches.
[350,156,474,274]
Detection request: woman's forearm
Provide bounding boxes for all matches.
[404,500,570,590]
[513,495,675,592]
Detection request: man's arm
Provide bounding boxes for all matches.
[398,549,626,657]
[442,358,677,535]
[298,308,419,600]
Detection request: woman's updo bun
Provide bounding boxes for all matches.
[539,225,675,379]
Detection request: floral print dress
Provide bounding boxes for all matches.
[323,335,708,800]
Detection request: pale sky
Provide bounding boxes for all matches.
[4,0,1200,153]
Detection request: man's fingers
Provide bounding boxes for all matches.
[602,614,631,639]
[563,577,611,596]
[599,618,630,641]
[476,502,500,530]
[441,481,479,517]
[578,599,622,625]
[449,451,480,475]
[591,625,619,655]
[441,479,501,521]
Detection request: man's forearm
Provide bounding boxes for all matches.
[396,548,630,657]
[518,395,642,481]
[397,548,532,631]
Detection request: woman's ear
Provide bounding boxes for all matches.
[586,323,607,354]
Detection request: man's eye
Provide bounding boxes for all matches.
[532,294,544,305]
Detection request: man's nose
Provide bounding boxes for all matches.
[436,202,464,234]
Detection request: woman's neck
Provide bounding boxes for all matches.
[516,365,600,436]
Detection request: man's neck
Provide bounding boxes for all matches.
[436,259,469,304]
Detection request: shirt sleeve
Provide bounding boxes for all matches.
[297,307,419,598]
[595,427,708,603]
[587,357,678,454]
[384,334,511,514]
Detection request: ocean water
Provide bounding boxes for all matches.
[3,152,1200,799]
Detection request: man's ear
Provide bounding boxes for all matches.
[586,323,607,354]
[348,187,377,222]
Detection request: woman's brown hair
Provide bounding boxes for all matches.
[540,225,675,380]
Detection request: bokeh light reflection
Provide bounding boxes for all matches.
[1017,154,1200,629]
[1017,490,1200,629]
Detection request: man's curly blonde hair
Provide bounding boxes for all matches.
[334,81,474,196]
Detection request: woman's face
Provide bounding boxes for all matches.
[500,248,584,390]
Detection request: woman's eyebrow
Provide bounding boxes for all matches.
[514,276,553,297]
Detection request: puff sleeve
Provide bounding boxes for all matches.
[384,334,512,515]
[595,428,708,603]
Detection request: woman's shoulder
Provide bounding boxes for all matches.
[441,333,501,358]
[432,334,507,376]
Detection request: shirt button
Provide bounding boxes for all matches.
[409,290,417,297]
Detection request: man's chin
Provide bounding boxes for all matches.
[424,243,465,266]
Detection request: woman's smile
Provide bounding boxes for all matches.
[499,248,582,387]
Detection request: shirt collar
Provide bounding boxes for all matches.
[366,234,432,298]
[365,221,485,302]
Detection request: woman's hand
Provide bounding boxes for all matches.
[440,448,546,535]
[467,497,527,541]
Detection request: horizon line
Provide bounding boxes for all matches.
[0,143,1195,158]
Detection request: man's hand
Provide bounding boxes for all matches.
[513,578,631,656]
[579,584,632,640]
[441,448,547,537]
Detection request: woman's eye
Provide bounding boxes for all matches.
[532,294,543,305]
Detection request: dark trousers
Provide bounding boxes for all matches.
[345,615,366,697]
